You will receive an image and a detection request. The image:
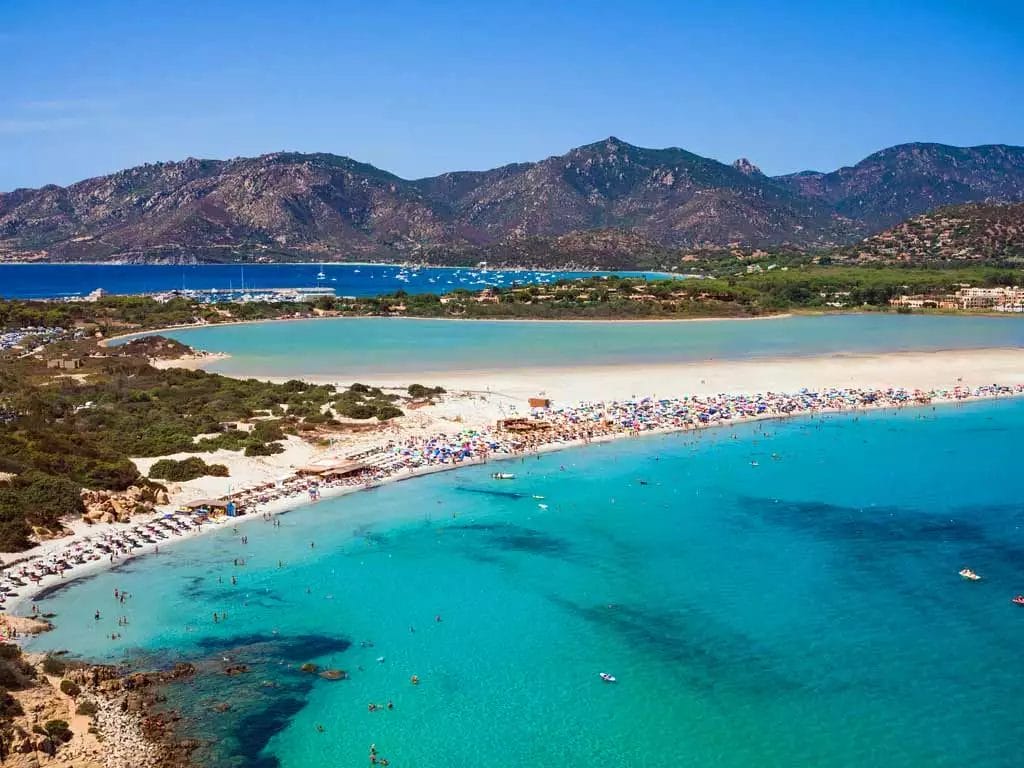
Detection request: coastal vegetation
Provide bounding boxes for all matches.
[147,457,229,482]
[0,345,431,551]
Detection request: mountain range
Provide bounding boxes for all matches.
[2,137,1023,265]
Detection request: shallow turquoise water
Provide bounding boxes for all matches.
[154,314,1024,378]
[25,399,1024,767]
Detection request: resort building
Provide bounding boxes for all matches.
[955,286,1024,310]
[46,357,83,370]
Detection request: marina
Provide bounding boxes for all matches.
[0,263,663,301]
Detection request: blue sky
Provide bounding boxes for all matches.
[2,0,1022,189]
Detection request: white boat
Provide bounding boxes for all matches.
[491,472,516,480]
[959,568,982,581]
[599,672,616,683]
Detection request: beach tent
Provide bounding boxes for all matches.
[182,498,232,515]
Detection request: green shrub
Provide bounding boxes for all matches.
[244,441,284,457]
[335,402,376,419]
[374,404,404,421]
[75,699,98,717]
[41,656,66,676]
[251,420,285,442]
[408,384,446,398]
[0,644,22,660]
[44,718,72,742]
[59,679,81,697]
[149,457,229,482]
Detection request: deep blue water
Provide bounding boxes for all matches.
[23,399,1024,767]
[0,263,658,300]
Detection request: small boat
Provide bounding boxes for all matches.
[959,568,982,581]
[1012,595,1024,606]
[537,503,548,510]
[491,472,516,480]
[599,672,617,683]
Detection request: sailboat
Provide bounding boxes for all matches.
[316,263,327,281]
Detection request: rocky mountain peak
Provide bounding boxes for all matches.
[2,139,1024,263]
[732,158,763,176]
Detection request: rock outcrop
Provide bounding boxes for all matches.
[80,485,169,524]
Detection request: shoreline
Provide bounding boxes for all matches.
[6,386,1021,616]
[156,346,1024,403]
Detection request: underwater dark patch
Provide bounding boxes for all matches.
[546,594,801,698]
[736,496,1024,559]
[192,632,351,660]
[450,521,570,557]
[455,485,531,500]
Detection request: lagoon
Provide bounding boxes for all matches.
[155,313,1024,379]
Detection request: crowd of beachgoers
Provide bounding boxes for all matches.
[2,382,1022,619]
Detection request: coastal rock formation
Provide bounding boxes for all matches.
[2,138,1023,263]
[0,653,196,768]
[80,485,168,524]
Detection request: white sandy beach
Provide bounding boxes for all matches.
[4,344,1023,616]
[218,347,1024,403]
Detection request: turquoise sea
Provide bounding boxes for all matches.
[151,313,1024,378]
[24,399,1024,767]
